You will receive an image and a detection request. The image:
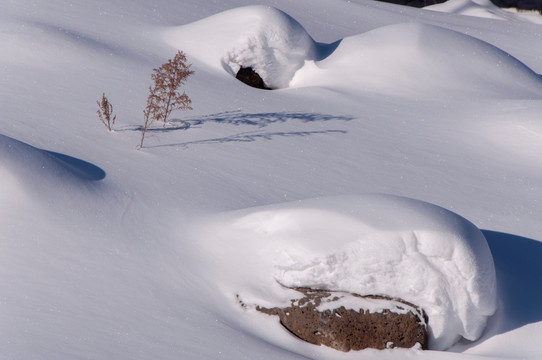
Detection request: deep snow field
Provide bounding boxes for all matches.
[2,0,542,359]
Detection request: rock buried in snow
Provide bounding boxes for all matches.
[202,194,497,350]
[245,288,427,351]
[235,66,270,89]
[165,6,318,89]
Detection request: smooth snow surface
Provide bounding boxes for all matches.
[291,22,542,98]
[3,0,542,359]
[197,194,497,350]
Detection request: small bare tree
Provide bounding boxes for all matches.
[96,93,116,132]
[138,51,194,149]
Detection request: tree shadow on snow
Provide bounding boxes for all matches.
[123,110,354,132]
[127,120,191,133]
[120,110,353,148]
[483,230,542,333]
[148,129,347,148]
[187,110,354,128]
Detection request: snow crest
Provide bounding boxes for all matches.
[199,194,497,350]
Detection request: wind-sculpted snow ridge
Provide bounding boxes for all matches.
[0,134,105,206]
[165,5,318,89]
[0,134,105,183]
[197,194,497,351]
[167,6,542,98]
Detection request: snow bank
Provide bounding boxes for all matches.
[166,7,542,97]
[291,22,542,99]
[165,5,317,89]
[197,194,497,350]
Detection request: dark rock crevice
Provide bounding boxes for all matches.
[235,66,272,90]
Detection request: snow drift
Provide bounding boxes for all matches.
[0,133,106,216]
[196,194,497,351]
[167,6,542,98]
[165,5,318,89]
[0,134,105,187]
[291,22,542,99]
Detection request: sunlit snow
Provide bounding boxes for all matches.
[2,1,542,359]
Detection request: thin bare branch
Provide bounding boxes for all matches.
[96,93,116,132]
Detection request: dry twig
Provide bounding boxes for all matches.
[96,93,116,132]
[139,51,194,148]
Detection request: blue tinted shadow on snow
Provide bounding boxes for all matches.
[46,151,106,181]
[315,39,342,61]
[128,120,191,133]
[148,130,347,149]
[125,111,353,133]
[123,111,353,139]
[185,110,355,128]
[482,230,542,332]
[129,110,353,148]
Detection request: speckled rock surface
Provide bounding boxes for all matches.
[253,288,427,351]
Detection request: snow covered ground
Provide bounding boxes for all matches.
[2,0,542,359]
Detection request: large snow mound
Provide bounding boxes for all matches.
[291,22,542,99]
[196,194,497,351]
[165,5,318,89]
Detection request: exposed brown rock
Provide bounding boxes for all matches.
[243,288,427,351]
[235,66,270,90]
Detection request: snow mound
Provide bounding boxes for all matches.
[291,22,542,99]
[0,134,105,199]
[165,5,318,89]
[198,194,497,351]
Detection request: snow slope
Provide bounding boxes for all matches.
[2,0,542,359]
